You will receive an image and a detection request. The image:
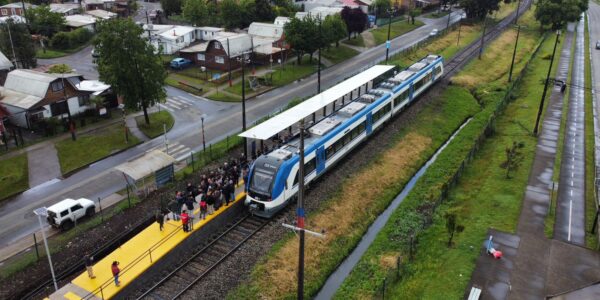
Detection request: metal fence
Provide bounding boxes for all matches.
[372,32,548,300]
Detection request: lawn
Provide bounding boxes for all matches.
[423,11,450,19]
[207,91,241,102]
[0,154,28,201]
[135,111,174,139]
[55,123,140,174]
[165,72,205,96]
[321,45,360,64]
[371,20,424,45]
[341,35,365,47]
[36,42,92,59]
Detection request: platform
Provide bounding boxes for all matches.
[49,189,247,300]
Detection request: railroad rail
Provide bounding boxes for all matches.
[134,214,268,300]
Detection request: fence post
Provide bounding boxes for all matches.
[127,184,131,208]
[227,135,229,151]
[98,197,104,222]
[33,233,39,261]
[209,144,212,159]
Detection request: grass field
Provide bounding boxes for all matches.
[372,20,424,45]
[135,111,174,139]
[165,73,205,95]
[342,35,365,47]
[56,123,140,174]
[36,42,92,59]
[208,91,241,102]
[0,154,28,201]
[321,45,360,64]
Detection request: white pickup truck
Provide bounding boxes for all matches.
[46,198,96,230]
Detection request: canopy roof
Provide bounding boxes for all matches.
[115,150,175,181]
[239,65,394,140]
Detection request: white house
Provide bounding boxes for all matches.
[144,25,197,55]
[0,70,96,129]
[84,9,116,20]
[274,17,291,26]
[65,14,97,32]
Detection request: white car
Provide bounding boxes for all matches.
[429,29,439,37]
[46,198,96,230]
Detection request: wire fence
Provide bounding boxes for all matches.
[372,31,547,300]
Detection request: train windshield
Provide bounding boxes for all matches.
[250,169,274,194]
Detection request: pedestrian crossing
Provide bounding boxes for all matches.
[150,141,193,162]
[159,96,195,112]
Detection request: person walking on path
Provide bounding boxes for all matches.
[111,261,121,287]
[181,210,190,232]
[84,253,96,279]
[156,211,165,231]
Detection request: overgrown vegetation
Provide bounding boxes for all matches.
[321,45,360,64]
[371,20,425,45]
[0,154,29,201]
[135,111,175,139]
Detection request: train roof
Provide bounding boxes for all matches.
[239,65,395,141]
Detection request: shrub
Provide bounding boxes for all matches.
[49,28,93,50]
[50,32,71,49]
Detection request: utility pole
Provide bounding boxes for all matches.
[514,0,522,24]
[297,119,306,300]
[508,25,522,82]
[534,30,561,136]
[318,16,322,94]
[479,11,488,59]
[446,9,452,30]
[239,52,251,160]
[61,73,76,141]
[385,9,393,63]
[201,116,206,153]
[5,21,18,69]
[227,38,232,87]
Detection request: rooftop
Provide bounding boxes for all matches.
[66,14,97,27]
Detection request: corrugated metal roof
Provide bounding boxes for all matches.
[216,34,252,57]
[3,70,58,98]
[115,150,176,181]
[248,22,284,40]
[159,26,196,40]
[66,14,96,27]
[0,50,12,70]
[0,87,43,110]
[179,42,209,53]
[85,9,117,20]
[49,3,80,14]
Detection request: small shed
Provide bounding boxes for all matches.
[115,150,176,192]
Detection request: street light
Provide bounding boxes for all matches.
[533,29,561,136]
[385,8,396,64]
[318,16,322,94]
[33,207,58,291]
[238,52,252,160]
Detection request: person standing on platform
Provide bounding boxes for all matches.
[200,199,207,220]
[111,261,121,287]
[84,253,96,279]
[181,210,190,232]
[156,210,165,231]
[206,189,215,215]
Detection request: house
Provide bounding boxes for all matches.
[0,70,95,129]
[295,6,344,20]
[145,25,197,55]
[274,17,291,26]
[65,14,97,32]
[198,33,253,72]
[0,15,26,23]
[82,0,105,11]
[248,22,289,61]
[0,50,13,86]
[84,9,116,20]
[0,2,35,17]
[49,3,80,16]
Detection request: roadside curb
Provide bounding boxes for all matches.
[62,140,144,178]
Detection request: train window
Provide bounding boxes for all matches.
[344,134,352,145]
[358,122,366,132]
[326,145,334,159]
[250,170,274,194]
[293,172,298,185]
[305,159,316,175]
[435,66,442,75]
[394,90,409,106]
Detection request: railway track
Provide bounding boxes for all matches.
[134,214,268,300]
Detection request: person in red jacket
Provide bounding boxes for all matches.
[181,210,190,232]
[111,261,121,287]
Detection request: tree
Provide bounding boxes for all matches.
[183,0,208,26]
[94,19,166,125]
[284,16,319,64]
[0,20,37,68]
[341,6,368,39]
[408,7,422,24]
[322,14,346,47]
[459,0,501,19]
[220,0,243,29]
[373,0,391,17]
[535,0,588,30]
[25,5,66,37]
[502,141,524,178]
[160,0,182,17]
[239,0,257,28]
[47,64,72,74]
[255,0,274,21]
[445,213,465,247]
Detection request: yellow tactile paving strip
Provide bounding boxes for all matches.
[67,192,246,299]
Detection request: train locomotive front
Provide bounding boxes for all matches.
[244,152,294,218]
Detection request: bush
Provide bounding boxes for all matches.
[50,28,93,50]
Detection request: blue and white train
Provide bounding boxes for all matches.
[245,55,444,218]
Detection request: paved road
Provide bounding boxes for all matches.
[0,15,462,257]
[554,16,586,245]
[588,0,600,221]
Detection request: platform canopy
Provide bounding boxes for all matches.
[239,65,395,140]
[115,150,176,181]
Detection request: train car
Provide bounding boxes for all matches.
[244,54,444,218]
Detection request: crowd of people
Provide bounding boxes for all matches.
[157,156,251,232]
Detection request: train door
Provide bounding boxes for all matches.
[316,146,326,174]
[366,112,373,135]
[409,84,415,102]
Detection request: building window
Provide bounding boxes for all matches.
[176,37,183,43]
[215,56,224,64]
[215,43,221,49]
[50,101,69,116]
[78,95,90,106]
[51,81,64,92]
[197,53,205,61]
[1,9,7,15]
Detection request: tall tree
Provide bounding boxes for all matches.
[25,5,66,37]
[239,0,257,28]
[284,16,319,63]
[220,0,243,29]
[459,0,501,19]
[341,7,368,39]
[323,14,346,47]
[94,19,166,125]
[255,0,274,21]
[373,0,391,17]
[160,0,183,17]
[0,20,37,68]
[535,0,588,30]
[182,0,208,26]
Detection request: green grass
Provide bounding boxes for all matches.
[165,72,205,95]
[135,111,174,139]
[321,45,360,65]
[583,15,599,249]
[341,35,366,47]
[55,123,140,174]
[36,41,93,59]
[0,154,28,201]
[372,20,424,45]
[208,91,241,102]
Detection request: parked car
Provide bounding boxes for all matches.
[429,29,439,37]
[91,47,99,58]
[170,57,192,69]
[46,198,96,230]
[596,40,600,50]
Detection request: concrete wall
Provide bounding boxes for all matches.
[115,199,248,298]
